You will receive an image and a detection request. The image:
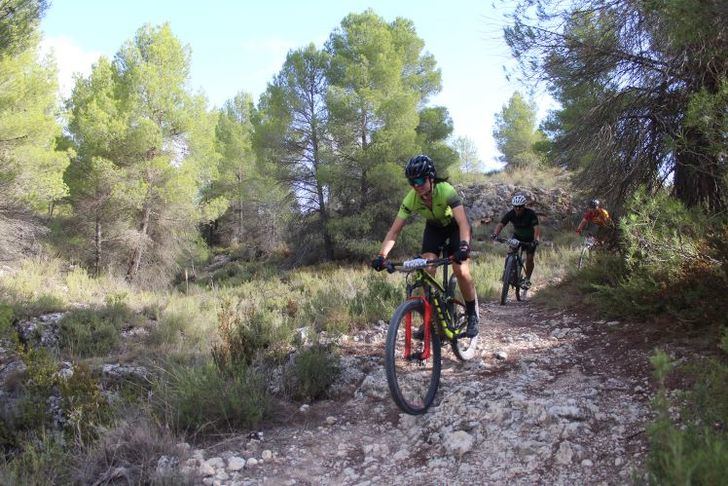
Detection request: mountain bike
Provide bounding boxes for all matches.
[381,255,479,415]
[494,236,535,305]
[577,234,598,270]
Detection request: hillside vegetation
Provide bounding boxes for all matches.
[0,182,582,483]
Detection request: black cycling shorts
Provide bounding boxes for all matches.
[421,221,461,257]
[513,235,538,255]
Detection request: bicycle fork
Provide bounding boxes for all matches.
[405,296,432,361]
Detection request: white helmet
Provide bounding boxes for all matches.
[511,194,527,206]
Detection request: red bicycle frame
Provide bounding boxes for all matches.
[404,296,433,360]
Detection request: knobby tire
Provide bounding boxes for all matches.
[385,299,441,415]
[578,245,589,270]
[500,255,516,305]
[514,256,522,302]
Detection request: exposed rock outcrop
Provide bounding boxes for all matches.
[458,182,580,230]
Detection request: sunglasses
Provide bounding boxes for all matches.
[408,176,427,186]
[513,205,525,209]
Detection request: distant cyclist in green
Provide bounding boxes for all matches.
[371,155,480,338]
[491,194,541,289]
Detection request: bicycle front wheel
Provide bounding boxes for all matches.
[514,257,523,301]
[578,245,589,270]
[385,299,441,415]
[448,275,478,361]
[500,255,515,305]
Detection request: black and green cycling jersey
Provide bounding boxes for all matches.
[500,207,539,241]
[396,181,463,227]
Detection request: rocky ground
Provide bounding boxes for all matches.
[180,293,657,485]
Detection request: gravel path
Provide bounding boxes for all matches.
[184,296,654,485]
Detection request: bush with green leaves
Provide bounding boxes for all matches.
[153,361,270,435]
[588,188,728,324]
[59,364,112,448]
[207,261,279,288]
[620,187,706,277]
[284,343,341,402]
[0,302,13,336]
[301,285,352,335]
[212,300,293,371]
[15,346,58,431]
[647,347,728,484]
[59,309,120,358]
[59,295,141,357]
[0,431,71,486]
[348,273,403,325]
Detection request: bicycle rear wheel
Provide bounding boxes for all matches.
[385,299,441,415]
[447,276,478,361]
[500,255,516,305]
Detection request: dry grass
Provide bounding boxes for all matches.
[74,413,193,485]
[483,165,573,190]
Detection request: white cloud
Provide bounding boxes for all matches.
[39,36,103,100]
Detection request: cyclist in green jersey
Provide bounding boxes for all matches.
[491,194,541,289]
[371,155,480,338]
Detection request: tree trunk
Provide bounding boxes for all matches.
[237,171,244,241]
[317,181,333,260]
[359,110,368,211]
[93,217,101,277]
[673,127,726,212]
[125,203,151,282]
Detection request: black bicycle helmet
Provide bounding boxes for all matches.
[405,154,436,180]
[589,199,600,209]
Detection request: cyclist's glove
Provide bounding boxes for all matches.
[371,255,386,272]
[454,240,470,263]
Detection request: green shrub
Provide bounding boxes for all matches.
[302,285,352,334]
[212,300,293,371]
[205,260,279,288]
[14,294,65,320]
[647,349,728,484]
[0,431,70,486]
[620,188,705,277]
[285,343,341,402]
[0,302,13,336]
[586,188,728,324]
[64,266,97,303]
[16,346,58,431]
[59,308,120,358]
[348,273,403,325]
[144,294,216,354]
[148,312,188,348]
[58,296,140,358]
[153,361,270,435]
[59,363,112,447]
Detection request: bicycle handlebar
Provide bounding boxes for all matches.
[385,256,453,273]
[492,236,538,249]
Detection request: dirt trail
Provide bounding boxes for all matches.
[190,294,655,485]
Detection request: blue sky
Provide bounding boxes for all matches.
[40,0,554,170]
